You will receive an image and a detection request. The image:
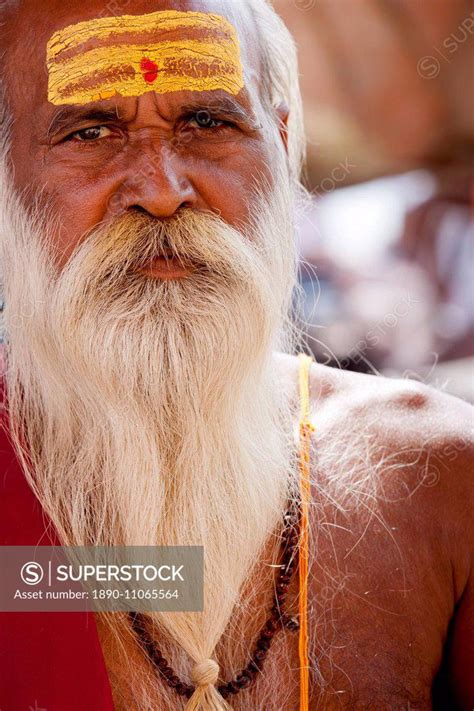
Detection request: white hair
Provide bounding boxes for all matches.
[247,0,306,182]
[0,4,310,710]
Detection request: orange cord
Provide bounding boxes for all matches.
[297,353,315,711]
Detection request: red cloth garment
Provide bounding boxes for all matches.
[0,381,115,711]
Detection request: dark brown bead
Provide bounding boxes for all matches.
[166,675,180,687]
[278,573,292,584]
[235,673,252,689]
[175,683,188,696]
[276,581,289,593]
[184,686,195,699]
[226,681,240,694]
[265,618,280,631]
[257,638,270,651]
[254,648,268,661]
[157,658,169,670]
[147,642,161,654]
[242,666,257,679]
[286,535,299,550]
[218,686,230,699]
[261,628,276,640]
[247,660,262,674]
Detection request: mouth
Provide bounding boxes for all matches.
[133,251,197,280]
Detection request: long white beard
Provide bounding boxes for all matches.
[0,162,302,710]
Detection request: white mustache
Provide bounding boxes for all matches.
[66,207,259,286]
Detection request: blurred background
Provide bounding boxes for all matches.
[274,0,474,401]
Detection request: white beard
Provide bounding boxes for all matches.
[0,159,302,710]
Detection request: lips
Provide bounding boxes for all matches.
[133,252,197,279]
[133,249,182,268]
[153,251,195,268]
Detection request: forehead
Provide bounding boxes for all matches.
[4,0,261,127]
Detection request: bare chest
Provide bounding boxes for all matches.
[98,566,449,711]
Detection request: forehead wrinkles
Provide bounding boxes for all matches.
[1,3,45,128]
[46,10,246,106]
[1,0,269,140]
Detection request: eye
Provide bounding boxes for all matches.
[187,111,226,130]
[69,125,114,142]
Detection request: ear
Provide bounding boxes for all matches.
[275,101,289,155]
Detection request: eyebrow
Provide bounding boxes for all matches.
[46,96,262,140]
[179,97,262,130]
[47,106,122,139]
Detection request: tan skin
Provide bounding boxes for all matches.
[2,1,474,709]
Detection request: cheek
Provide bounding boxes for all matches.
[37,171,114,267]
[191,141,277,228]
[9,128,117,266]
[53,190,106,266]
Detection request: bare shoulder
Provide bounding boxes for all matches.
[308,358,473,437]
[277,351,473,470]
[288,356,474,706]
[276,352,473,553]
[306,360,474,608]
[273,353,474,576]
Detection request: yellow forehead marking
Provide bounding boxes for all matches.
[46,10,244,106]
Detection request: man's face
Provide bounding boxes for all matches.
[3,0,286,268]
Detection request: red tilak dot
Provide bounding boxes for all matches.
[140,57,159,84]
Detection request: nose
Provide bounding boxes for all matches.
[108,142,197,219]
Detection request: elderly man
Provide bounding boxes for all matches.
[0,1,472,710]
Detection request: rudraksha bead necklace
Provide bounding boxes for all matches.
[129,498,301,701]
